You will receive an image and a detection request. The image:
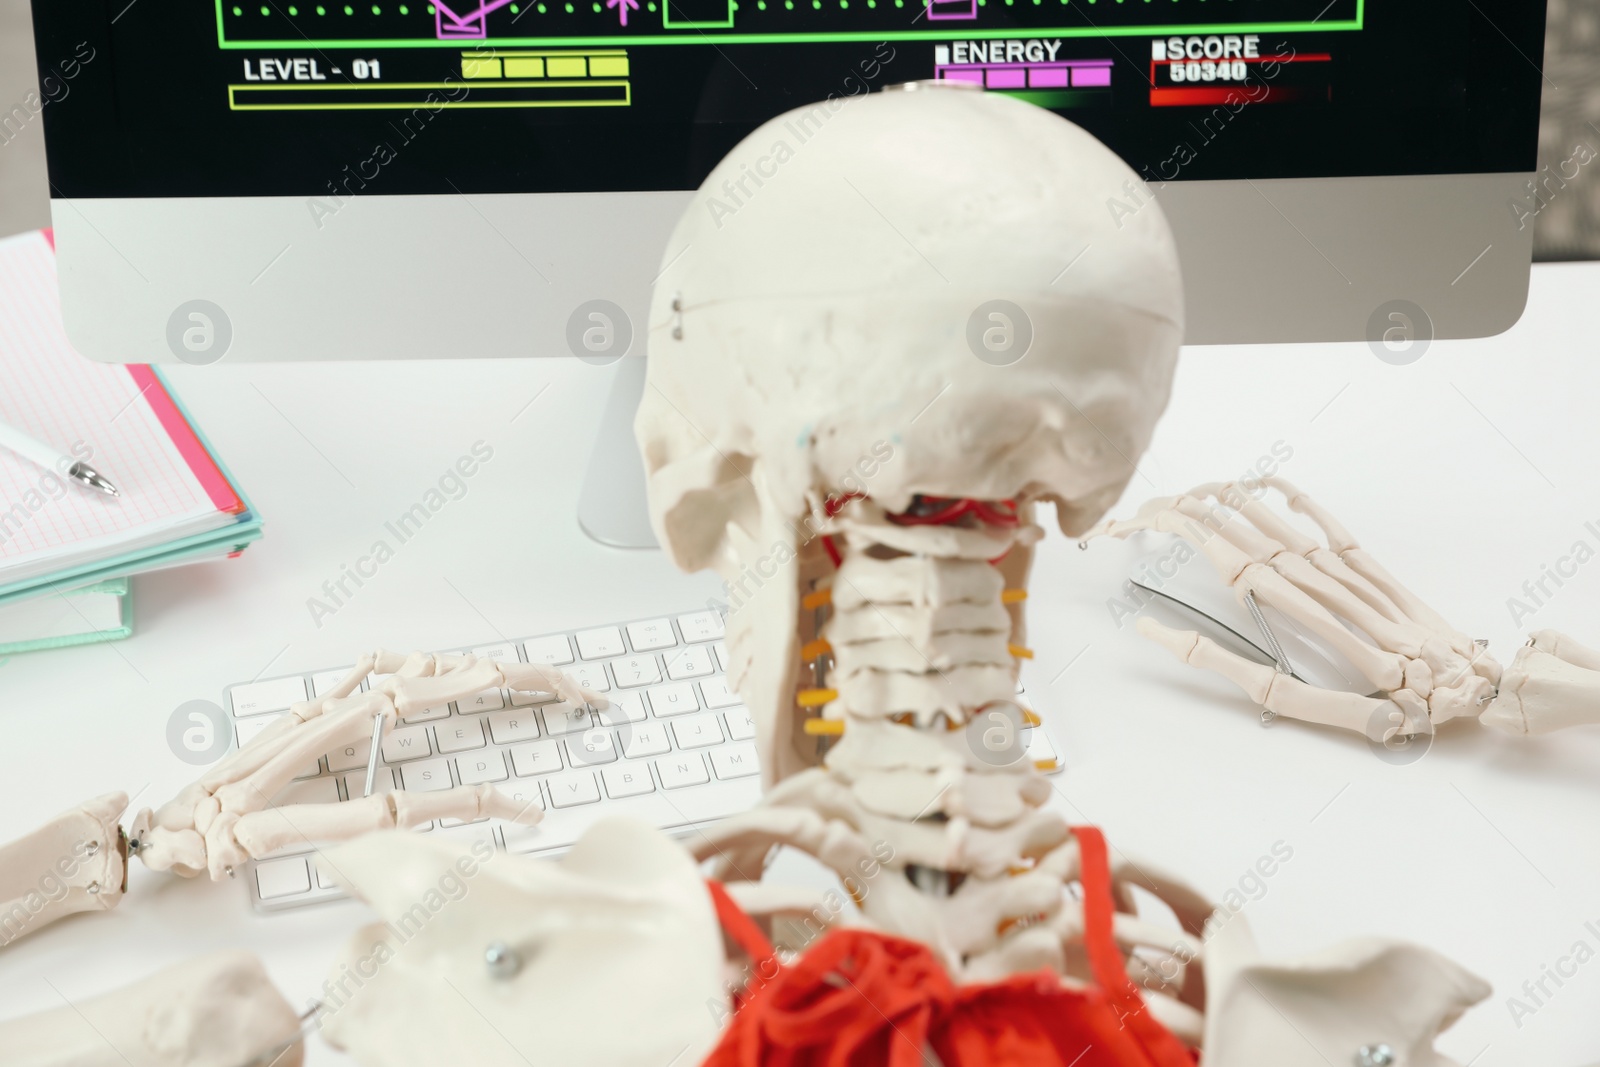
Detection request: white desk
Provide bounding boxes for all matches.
[4,264,1600,1065]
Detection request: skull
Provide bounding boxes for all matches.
[636,83,1183,787]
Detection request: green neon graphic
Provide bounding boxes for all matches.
[662,0,735,28]
[1002,88,1106,106]
[214,0,1361,48]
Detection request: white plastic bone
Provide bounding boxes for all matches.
[1481,629,1600,734]
[0,950,305,1067]
[0,792,127,947]
[1202,916,1489,1067]
[315,819,726,1067]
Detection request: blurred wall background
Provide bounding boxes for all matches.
[1,0,1597,257]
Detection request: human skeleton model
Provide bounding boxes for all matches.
[0,85,1579,1065]
[1084,480,1600,741]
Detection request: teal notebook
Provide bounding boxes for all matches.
[0,229,264,631]
[0,577,133,654]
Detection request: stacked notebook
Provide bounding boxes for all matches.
[0,229,262,653]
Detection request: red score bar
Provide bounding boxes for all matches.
[1150,86,1309,106]
[1149,52,1331,108]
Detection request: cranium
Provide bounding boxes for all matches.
[636,82,1184,790]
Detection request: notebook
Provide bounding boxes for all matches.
[0,228,262,611]
[0,577,132,654]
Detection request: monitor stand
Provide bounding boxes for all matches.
[576,355,659,549]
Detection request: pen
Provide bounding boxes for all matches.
[0,420,120,497]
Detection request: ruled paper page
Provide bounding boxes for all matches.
[0,230,233,585]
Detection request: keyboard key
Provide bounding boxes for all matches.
[509,740,563,777]
[627,618,677,651]
[603,761,656,798]
[575,626,626,660]
[549,771,601,808]
[236,715,275,749]
[509,686,558,707]
[542,702,594,736]
[487,709,540,745]
[620,722,671,759]
[457,689,506,714]
[566,663,610,694]
[565,729,618,768]
[436,821,499,849]
[456,750,508,785]
[657,753,710,789]
[596,691,645,726]
[437,810,486,828]
[500,778,545,815]
[473,643,518,663]
[436,718,486,754]
[725,707,756,741]
[612,655,662,689]
[381,725,433,763]
[523,634,574,665]
[255,857,311,899]
[671,713,724,750]
[699,677,740,710]
[665,645,714,680]
[677,611,724,643]
[326,737,372,773]
[710,743,760,780]
[403,703,451,724]
[239,716,320,777]
[311,669,351,697]
[340,768,396,799]
[231,676,307,717]
[400,758,454,792]
[712,642,730,671]
[648,683,700,718]
[315,860,339,890]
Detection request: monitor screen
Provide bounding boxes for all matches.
[32,1,1543,199]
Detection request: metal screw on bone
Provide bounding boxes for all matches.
[484,941,523,980]
[1260,709,1278,726]
[85,840,99,857]
[1355,1044,1395,1067]
[86,881,101,896]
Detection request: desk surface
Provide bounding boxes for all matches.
[4,264,1600,1065]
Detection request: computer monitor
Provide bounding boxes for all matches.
[31,0,1546,544]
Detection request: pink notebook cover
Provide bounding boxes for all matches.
[38,228,238,513]
[1,229,243,569]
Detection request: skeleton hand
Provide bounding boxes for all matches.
[1088,479,1501,742]
[131,649,605,880]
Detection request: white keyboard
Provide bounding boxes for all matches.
[225,609,1064,912]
